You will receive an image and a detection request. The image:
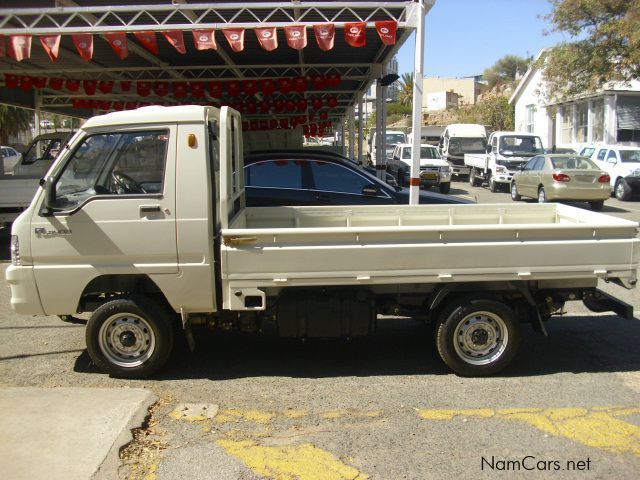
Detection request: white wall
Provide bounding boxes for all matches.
[513,67,552,148]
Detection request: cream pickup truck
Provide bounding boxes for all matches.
[6,106,639,378]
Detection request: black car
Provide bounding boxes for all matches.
[244,151,472,207]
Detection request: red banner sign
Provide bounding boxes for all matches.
[284,25,307,50]
[344,22,366,48]
[255,27,278,52]
[134,31,159,55]
[375,20,397,45]
[314,24,335,51]
[223,29,245,53]
[105,32,129,59]
[193,30,217,50]
[72,33,94,61]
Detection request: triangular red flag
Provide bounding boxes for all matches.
[313,24,335,51]
[83,79,97,95]
[162,31,186,54]
[105,32,129,59]
[98,81,114,94]
[255,27,278,52]
[39,35,61,62]
[223,29,245,53]
[193,30,217,51]
[344,22,366,48]
[134,31,159,55]
[9,35,32,62]
[72,33,94,61]
[284,26,307,50]
[0,35,5,57]
[375,20,397,45]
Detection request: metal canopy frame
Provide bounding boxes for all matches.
[0,0,433,204]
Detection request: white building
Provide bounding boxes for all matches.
[510,49,640,149]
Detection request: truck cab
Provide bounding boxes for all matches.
[438,124,487,177]
[389,143,452,192]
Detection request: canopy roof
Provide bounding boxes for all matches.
[0,1,430,126]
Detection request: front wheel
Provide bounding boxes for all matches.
[86,295,175,378]
[469,169,481,187]
[510,182,521,201]
[439,182,451,194]
[436,298,521,376]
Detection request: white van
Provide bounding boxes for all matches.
[368,129,406,166]
[438,124,487,177]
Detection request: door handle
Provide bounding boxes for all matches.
[139,205,161,213]
[314,193,331,202]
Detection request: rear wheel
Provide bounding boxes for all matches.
[469,168,481,187]
[436,297,521,376]
[439,182,451,194]
[510,182,521,201]
[537,187,547,203]
[615,179,631,201]
[86,295,175,378]
[589,200,604,211]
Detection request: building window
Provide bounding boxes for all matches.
[616,96,640,143]
[575,102,588,143]
[560,107,573,144]
[590,100,604,142]
[525,104,535,133]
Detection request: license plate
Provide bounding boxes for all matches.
[421,172,438,180]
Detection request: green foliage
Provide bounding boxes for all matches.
[457,96,514,132]
[387,102,412,116]
[543,0,640,100]
[0,105,32,144]
[483,55,530,87]
[398,72,414,106]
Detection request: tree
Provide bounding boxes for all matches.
[543,0,640,99]
[482,55,530,88]
[397,72,414,106]
[0,104,32,144]
[457,96,514,132]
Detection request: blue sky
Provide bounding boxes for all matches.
[396,0,572,77]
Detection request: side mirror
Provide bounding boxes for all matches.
[393,155,399,161]
[519,164,526,170]
[486,144,492,153]
[362,184,380,196]
[43,175,57,210]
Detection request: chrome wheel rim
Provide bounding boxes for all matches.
[98,313,156,368]
[511,183,518,199]
[538,189,545,203]
[453,311,508,365]
[616,182,624,198]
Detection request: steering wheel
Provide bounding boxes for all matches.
[111,171,146,194]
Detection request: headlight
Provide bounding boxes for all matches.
[10,235,20,266]
[630,168,640,177]
[495,165,507,174]
[439,166,451,174]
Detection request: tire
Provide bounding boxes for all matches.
[436,297,521,376]
[615,179,631,201]
[537,187,547,203]
[510,182,521,201]
[469,169,481,187]
[489,175,498,193]
[86,295,175,378]
[439,182,451,194]
[589,200,604,211]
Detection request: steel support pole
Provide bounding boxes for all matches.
[34,90,41,137]
[348,105,355,159]
[375,77,384,179]
[381,64,388,174]
[358,95,364,164]
[409,1,426,205]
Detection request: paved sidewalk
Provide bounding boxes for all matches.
[0,387,156,480]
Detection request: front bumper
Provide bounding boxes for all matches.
[546,183,611,201]
[420,170,452,186]
[5,265,46,315]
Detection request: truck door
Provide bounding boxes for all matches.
[30,127,178,313]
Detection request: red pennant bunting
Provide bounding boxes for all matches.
[314,24,335,51]
[120,80,132,92]
[134,31,159,55]
[255,27,278,52]
[246,101,257,114]
[98,81,114,94]
[227,81,241,97]
[105,32,128,59]
[65,79,80,92]
[125,102,138,110]
[292,76,307,93]
[162,31,186,54]
[297,99,308,111]
[223,29,245,53]
[260,79,276,96]
[19,76,33,92]
[269,119,278,130]
[312,98,323,110]
[173,82,188,99]
[191,82,205,99]
[344,22,366,48]
[274,100,285,113]
[209,81,224,98]
[243,80,257,96]
[83,79,97,95]
[259,101,272,113]
[285,100,296,112]
[312,75,327,90]
[284,25,307,50]
[113,101,124,111]
[327,97,338,108]
[326,73,342,87]
[193,30,217,51]
[49,78,64,90]
[278,78,292,94]
[319,111,329,120]
[9,35,32,62]
[0,35,5,57]
[72,33,94,61]
[98,101,112,110]
[33,77,47,89]
[375,20,397,45]
[153,81,169,97]
[39,35,61,62]
[137,81,151,97]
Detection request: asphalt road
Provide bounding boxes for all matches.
[1,183,639,479]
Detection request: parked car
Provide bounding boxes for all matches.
[579,144,640,201]
[510,154,611,210]
[244,151,472,207]
[1,146,21,174]
[389,143,453,193]
[13,132,74,176]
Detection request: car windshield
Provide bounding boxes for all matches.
[23,138,63,164]
[620,149,640,163]
[499,136,543,156]
[402,146,440,159]
[448,137,485,154]
[386,133,405,144]
[550,156,598,170]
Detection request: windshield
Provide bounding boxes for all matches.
[386,133,405,144]
[499,135,543,157]
[448,137,486,155]
[620,149,640,163]
[402,146,440,159]
[23,138,63,164]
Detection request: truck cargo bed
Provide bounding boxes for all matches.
[221,203,639,293]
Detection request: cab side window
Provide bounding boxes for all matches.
[596,149,607,161]
[51,130,168,211]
